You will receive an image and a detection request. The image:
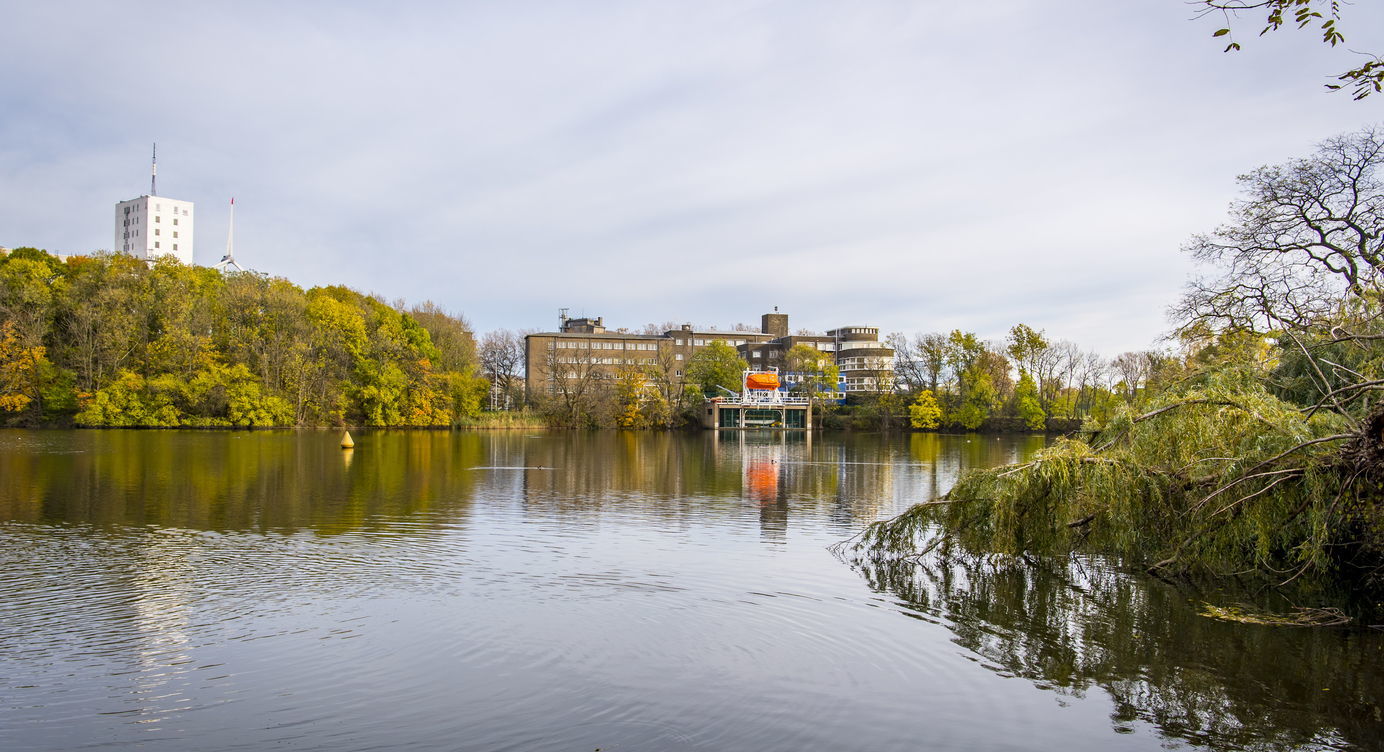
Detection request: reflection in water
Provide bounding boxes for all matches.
[852,553,1384,751]
[0,430,489,532]
[128,538,196,727]
[1,429,1380,752]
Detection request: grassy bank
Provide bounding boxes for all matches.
[454,410,547,429]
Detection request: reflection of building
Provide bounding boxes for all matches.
[524,310,894,401]
[728,431,803,543]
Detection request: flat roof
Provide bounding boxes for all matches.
[671,330,773,338]
[527,331,668,339]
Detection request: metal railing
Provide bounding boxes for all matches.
[717,390,845,405]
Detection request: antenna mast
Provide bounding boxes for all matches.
[150,143,158,196]
[214,198,245,273]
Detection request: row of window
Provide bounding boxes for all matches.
[554,368,683,380]
[551,357,660,365]
[744,342,836,355]
[551,340,659,350]
[838,356,896,370]
[671,338,753,347]
[842,376,895,389]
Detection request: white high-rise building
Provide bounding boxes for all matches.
[114,195,194,264]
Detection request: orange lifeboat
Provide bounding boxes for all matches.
[745,373,780,390]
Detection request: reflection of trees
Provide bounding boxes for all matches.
[0,430,485,533]
[852,554,1383,751]
[510,431,1049,534]
[0,430,1046,537]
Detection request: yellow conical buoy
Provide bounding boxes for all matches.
[340,430,355,449]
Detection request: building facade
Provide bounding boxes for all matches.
[114,195,194,264]
[524,311,894,401]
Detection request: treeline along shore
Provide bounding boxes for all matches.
[0,247,1198,433]
[0,249,489,428]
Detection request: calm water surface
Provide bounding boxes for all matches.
[0,430,1379,751]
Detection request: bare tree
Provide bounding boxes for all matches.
[914,333,949,395]
[1048,340,1082,416]
[641,321,684,335]
[1177,125,1384,334]
[410,301,479,371]
[1110,352,1150,402]
[479,329,524,409]
[537,343,604,426]
[887,333,926,393]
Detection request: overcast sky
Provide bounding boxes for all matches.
[2,0,1380,354]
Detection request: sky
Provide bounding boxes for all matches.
[1,0,1380,355]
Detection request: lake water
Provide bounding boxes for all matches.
[0,429,1379,751]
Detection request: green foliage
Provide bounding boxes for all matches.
[908,389,941,429]
[952,369,999,430]
[0,321,44,418]
[853,370,1370,587]
[0,252,483,428]
[614,367,650,429]
[1196,0,1381,99]
[76,370,181,427]
[1006,323,1048,371]
[785,343,839,393]
[784,343,841,423]
[1014,371,1046,431]
[685,340,748,395]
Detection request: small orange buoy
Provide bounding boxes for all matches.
[340,430,355,449]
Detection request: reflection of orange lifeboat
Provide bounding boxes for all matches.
[745,373,780,390]
[746,460,779,502]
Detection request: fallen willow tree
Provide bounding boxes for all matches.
[840,370,1379,587]
[844,125,1384,592]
